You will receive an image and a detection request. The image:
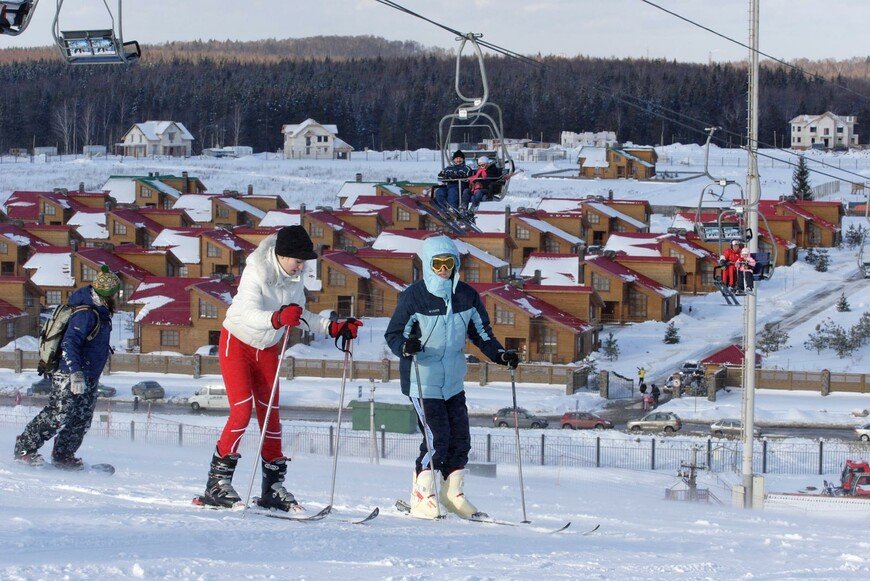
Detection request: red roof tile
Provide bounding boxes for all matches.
[109,209,167,234]
[127,277,234,326]
[481,284,592,333]
[701,344,761,366]
[0,224,52,248]
[584,255,678,298]
[75,248,153,282]
[0,298,25,320]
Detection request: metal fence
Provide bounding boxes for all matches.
[2,410,866,476]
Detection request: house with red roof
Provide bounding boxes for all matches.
[20,224,83,248]
[127,277,235,354]
[113,245,184,278]
[73,248,153,308]
[477,283,598,364]
[700,344,762,375]
[353,248,422,286]
[303,209,377,252]
[457,232,517,265]
[0,298,31,346]
[317,250,409,317]
[107,209,166,248]
[508,209,583,267]
[137,207,196,229]
[212,195,267,228]
[760,198,843,247]
[200,229,256,278]
[132,172,206,208]
[3,190,88,225]
[232,227,282,249]
[23,247,75,306]
[389,195,443,232]
[0,224,51,276]
[582,201,649,247]
[673,212,798,267]
[582,254,680,323]
[612,255,686,293]
[0,277,41,336]
[341,195,395,236]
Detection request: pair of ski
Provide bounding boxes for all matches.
[394,499,592,535]
[192,496,379,525]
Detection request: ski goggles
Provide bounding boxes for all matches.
[431,256,456,272]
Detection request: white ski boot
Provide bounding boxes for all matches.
[410,469,441,519]
[439,469,479,518]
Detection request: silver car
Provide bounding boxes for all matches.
[710,418,761,438]
[856,423,870,442]
[627,411,682,433]
[493,407,549,429]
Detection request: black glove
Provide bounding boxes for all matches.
[500,350,520,369]
[403,338,423,357]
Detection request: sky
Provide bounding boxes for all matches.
[3,0,868,62]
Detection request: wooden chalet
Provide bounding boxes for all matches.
[509,210,582,266]
[212,195,267,228]
[113,245,184,277]
[21,224,82,248]
[233,227,281,248]
[133,172,206,208]
[699,344,762,375]
[582,201,648,247]
[67,209,109,248]
[23,247,75,306]
[582,255,680,323]
[200,229,256,278]
[759,198,843,247]
[107,209,166,248]
[303,210,377,252]
[0,277,41,335]
[73,248,153,308]
[3,190,89,225]
[150,228,203,277]
[0,224,51,276]
[137,208,196,229]
[457,232,516,265]
[341,195,395,236]
[318,250,409,317]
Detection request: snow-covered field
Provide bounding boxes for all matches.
[2,147,870,577]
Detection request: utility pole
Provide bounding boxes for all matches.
[741,0,761,509]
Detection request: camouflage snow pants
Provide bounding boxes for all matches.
[15,373,99,460]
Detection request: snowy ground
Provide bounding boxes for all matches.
[2,423,870,579]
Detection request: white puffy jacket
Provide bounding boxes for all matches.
[223,234,330,349]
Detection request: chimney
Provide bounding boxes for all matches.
[355,173,363,183]
[71,239,79,252]
[577,243,586,285]
[182,171,190,194]
[247,184,253,196]
[504,205,511,235]
[608,189,614,201]
[299,203,306,221]
[533,269,542,285]
[508,276,523,289]
[79,182,85,194]
[37,213,45,225]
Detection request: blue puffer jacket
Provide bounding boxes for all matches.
[58,286,113,381]
[385,236,504,398]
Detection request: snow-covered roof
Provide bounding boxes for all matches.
[0,223,51,248]
[68,210,108,240]
[536,198,584,213]
[515,216,582,245]
[217,196,266,220]
[372,231,506,268]
[306,211,376,243]
[585,202,647,229]
[151,229,202,264]
[101,176,140,204]
[614,147,655,168]
[76,248,153,282]
[202,229,256,253]
[474,211,508,234]
[282,118,338,136]
[259,210,302,227]
[128,277,231,326]
[603,233,661,257]
[23,248,74,288]
[584,255,679,298]
[333,137,354,151]
[136,177,183,199]
[578,146,609,168]
[519,253,580,286]
[337,181,379,208]
[482,284,592,333]
[131,121,194,142]
[173,194,218,223]
[110,209,166,234]
[321,251,408,293]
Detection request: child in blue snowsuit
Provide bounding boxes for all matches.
[385,235,518,519]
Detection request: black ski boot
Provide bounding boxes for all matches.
[13,436,44,467]
[257,457,300,512]
[202,448,243,508]
[52,454,84,471]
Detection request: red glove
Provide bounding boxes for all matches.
[329,318,363,339]
[271,304,303,329]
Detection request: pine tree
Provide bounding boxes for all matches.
[758,322,789,355]
[844,224,865,249]
[814,248,829,272]
[805,247,817,264]
[851,311,870,346]
[830,325,856,358]
[803,322,828,354]
[663,321,680,344]
[836,292,850,312]
[792,156,813,200]
[602,333,620,361]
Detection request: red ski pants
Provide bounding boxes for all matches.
[722,264,737,287]
[216,328,284,461]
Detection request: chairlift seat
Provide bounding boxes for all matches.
[58,29,140,65]
[751,252,771,281]
[0,0,37,36]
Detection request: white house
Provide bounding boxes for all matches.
[282,118,353,160]
[790,112,859,150]
[561,131,618,148]
[116,121,194,157]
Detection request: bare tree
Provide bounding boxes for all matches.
[51,101,73,154]
[79,101,97,149]
[231,103,243,146]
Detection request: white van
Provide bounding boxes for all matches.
[189,386,229,411]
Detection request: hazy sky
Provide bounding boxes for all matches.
[4,0,868,62]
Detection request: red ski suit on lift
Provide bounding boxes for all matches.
[721,245,742,287]
[216,235,329,461]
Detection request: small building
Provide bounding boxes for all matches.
[73,247,152,308]
[303,210,377,252]
[101,172,206,206]
[0,224,51,276]
[106,209,166,248]
[699,344,762,375]
[3,190,88,225]
[0,277,41,336]
[282,118,354,160]
[116,121,195,157]
[199,229,256,278]
[790,112,858,150]
[508,210,583,267]
[150,228,203,277]
[23,247,75,306]
[211,195,266,228]
[604,233,717,294]
[67,210,109,247]
[582,254,680,323]
[0,299,32,347]
[578,146,657,179]
[318,250,409,318]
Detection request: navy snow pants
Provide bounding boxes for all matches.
[411,391,471,478]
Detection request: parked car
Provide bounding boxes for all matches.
[710,418,761,438]
[493,407,548,429]
[189,386,229,411]
[131,381,165,400]
[627,411,682,433]
[680,361,703,377]
[560,411,613,430]
[195,345,219,356]
[28,377,116,397]
[856,423,870,442]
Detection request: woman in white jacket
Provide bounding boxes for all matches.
[198,226,362,510]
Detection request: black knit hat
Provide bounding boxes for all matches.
[452,149,465,160]
[275,225,318,260]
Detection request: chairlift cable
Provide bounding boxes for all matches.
[372,0,869,187]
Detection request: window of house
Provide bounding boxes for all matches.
[412,264,421,282]
[43,203,56,215]
[464,263,480,283]
[515,225,530,240]
[494,304,515,325]
[216,205,230,219]
[809,126,816,133]
[0,241,7,253]
[143,234,153,249]
[543,237,560,253]
[627,287,647,319]
[370,287,384,315]
[309,223,324,238]
[338,234,354,249]
[586,212,600,224]
[199,299,218,319]
[168,132,176,142]
[328,267,346,287]
[24,293,34,308]
[591,272,610,292]
[668,249,686,265]
[397,207,411,222]
[160,330,180,347]
[206,242,221,258]
[178,265,189,276]
[538,326,557,355]
[6,322,14,340]
[837,126,844,133]
[113,221,127,235]
[796,137,801,143]
[140,189,152,198]
[792,125,799,132]
[45,290,62,305]
[120,283,133,303]
[81,264,97,281]
[823,128,830,135]
[700,262,714,286]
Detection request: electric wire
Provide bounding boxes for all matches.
[372,0,869,187]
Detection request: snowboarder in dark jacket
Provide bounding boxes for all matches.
[384,235,518,519]
[13,266,120,469]
[434,150,473,211]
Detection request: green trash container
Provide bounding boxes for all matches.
[350,400,418,434]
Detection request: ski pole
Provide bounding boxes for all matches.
[243,323,294,510]
[510,365,529,523]
[412,352,442,519]
[327,332,353,509]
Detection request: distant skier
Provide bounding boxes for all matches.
[385,235,518,519]
[13,266,120,469]
[199,225,361,510]
[434,150,472,212]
